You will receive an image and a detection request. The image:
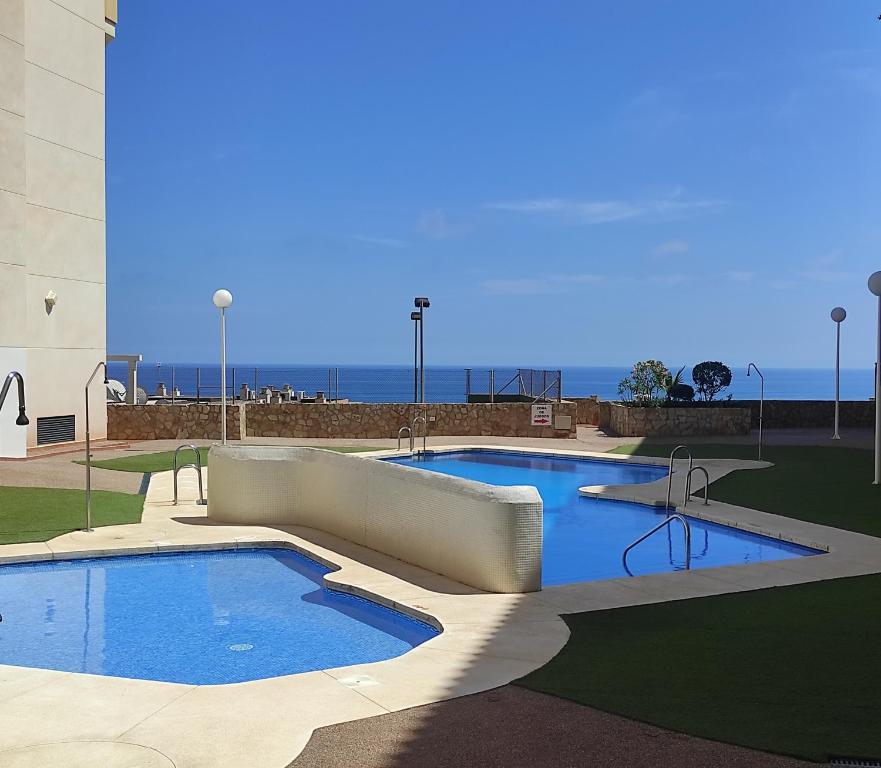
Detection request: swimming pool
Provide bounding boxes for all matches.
[388,450,817,585]
[0,548,438,684]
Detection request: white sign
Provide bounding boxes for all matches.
[531,403,553,426]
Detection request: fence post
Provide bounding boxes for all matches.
[490,369,495,404]
[558,369,562,403]
[196,367,200,403]
[171,366,176,404]
[465,368,471,401]
[253,368,258,399]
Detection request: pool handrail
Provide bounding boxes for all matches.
[412,414,427,454]
[173,444,206,505]
[666,445,693,513]
[623,513,692,576]
[397,426,414,452]
[684,465,711,506]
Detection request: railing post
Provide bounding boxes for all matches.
[196,367,201,403]
[558,369,562,403]
[490,369,495,404]
[465,368,471,400]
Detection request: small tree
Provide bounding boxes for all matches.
[692,361,732,401]
[618,360,670,405]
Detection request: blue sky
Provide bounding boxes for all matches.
[106,1,881,368]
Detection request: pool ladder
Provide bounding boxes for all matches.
[173,444,206,506]
[622,513,692,576]
[623,444,711,575]
[396,414,428,455]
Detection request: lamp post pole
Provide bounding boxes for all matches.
[831,307,846,440]
[213,289,233,445]
[746,363,764,461]
[410,311,420,403]
[414,297,430,403]
[869,273,881,483]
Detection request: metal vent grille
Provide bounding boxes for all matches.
[36,415,75,445]
[831,759,881,768]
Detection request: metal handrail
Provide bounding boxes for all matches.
[173,444,205,505]
[397,426,413,451]
[84,361,108,532]
[665,445,693,512]
[684,466,711,506]
[412,414,427,454]
[623,513,692,576]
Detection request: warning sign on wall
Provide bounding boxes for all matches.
[531,403,553,426]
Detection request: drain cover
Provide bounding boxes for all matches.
[227,643,254,652]
[831,759,881,768]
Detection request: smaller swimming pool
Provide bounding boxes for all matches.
[389,450,819,584]
[0,548,439,685]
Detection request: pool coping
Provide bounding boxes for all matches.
[1,444,880,768]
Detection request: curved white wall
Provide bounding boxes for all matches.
[208,445,543,593]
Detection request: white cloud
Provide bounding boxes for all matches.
[350,235,409,249]
[722,270,755,283]
[417,209,459,239]
[799,252,857,283]
[650,239,690,256]
[485,194,724,225]
[483,273,605,296]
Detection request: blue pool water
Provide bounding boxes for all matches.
[0,548,438,684]
[388,451,817,585]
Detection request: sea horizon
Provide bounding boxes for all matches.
[108,362,875,403]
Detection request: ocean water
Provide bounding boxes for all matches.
[106,362,874,404]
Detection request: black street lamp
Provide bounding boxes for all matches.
[410,311,420,403]
[414,297,430,403]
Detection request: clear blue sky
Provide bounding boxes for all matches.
[106,1,881,368]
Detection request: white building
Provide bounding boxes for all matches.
[0,0,117,457]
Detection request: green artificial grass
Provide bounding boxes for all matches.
[518,574,881,762]
[0,486,144,544]
[80,445,378,473]
[609,443,881,538]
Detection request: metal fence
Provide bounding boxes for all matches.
[107,364,497,404]
[465,368,562,402]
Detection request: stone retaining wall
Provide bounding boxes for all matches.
[108,403,243,441]
[107,401,577,441]
[569,397,601,425]
[602,402,751,437]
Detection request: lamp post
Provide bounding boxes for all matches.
[746,363,764,461]
[410,311,420,403]
[831,307,846,440]
[213,289,233,445]
[414,297,430,403]
[868,272,881,483]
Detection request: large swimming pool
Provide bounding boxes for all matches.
[0,548,438,684]
[388,450,817,585]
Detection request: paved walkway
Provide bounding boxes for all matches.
[1,427,871,495]
[291,685,816,768]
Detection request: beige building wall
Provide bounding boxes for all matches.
[0,0,116,456]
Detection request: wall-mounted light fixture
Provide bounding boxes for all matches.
[44,290,57,314]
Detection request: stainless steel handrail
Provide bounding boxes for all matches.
[684,466,711,506]
[412,414,427,454]
[84,361,108,532]
[397,426,413,451]
[623,513,692,576]
[173,444,205,505]
[665,445,693,512]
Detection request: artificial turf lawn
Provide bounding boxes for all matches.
[81,445,378,473]
[518,574,881,762]
[609,443,881,538]
[0,486,144,544]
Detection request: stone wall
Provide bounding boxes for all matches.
[736,400,873,429]
[107,401,577,441]
[602,402,751,437]
[108,404,243,441]
[569,396,601,425]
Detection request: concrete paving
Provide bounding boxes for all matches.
[290,685,817,768]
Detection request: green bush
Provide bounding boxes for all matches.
[692,361,732,401]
